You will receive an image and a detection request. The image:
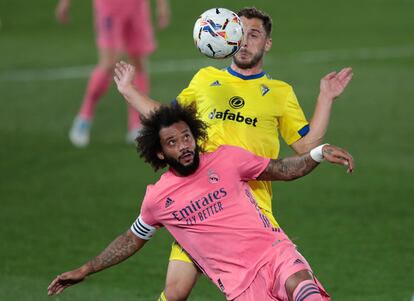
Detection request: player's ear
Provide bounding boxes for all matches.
[157,151,165,160]
[264,37,272,52]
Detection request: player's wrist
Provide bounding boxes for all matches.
[310,144,329,162]
[317,92,335,103]
[80,263,94,276]
[119,84,137,98]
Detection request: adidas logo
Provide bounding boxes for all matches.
[210,80,221,86]
[261,84,270,96]
[165,197,175,208]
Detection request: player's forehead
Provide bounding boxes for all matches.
[240,16,266,34]
[159,121,192,141]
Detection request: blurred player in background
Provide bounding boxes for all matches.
[115,6,353,301]
[55,0,170,147]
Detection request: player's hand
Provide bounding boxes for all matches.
[55,0,71,24]
[114,61,136,96]
[319,67,353,100]
[322,145,354,173]
[47,268,87,296]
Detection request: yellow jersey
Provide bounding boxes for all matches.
[176,66,309,227]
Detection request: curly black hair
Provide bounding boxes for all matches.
[136,103,208,171]
[237,7,273,37]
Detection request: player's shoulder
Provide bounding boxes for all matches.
[189,66,227,86]
[144,172,170,196]
[142,172,177,210]
[143,183,157,201]
[263,73,294,90]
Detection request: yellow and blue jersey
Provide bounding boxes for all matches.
[176,66,309,226]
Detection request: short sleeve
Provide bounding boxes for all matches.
[130,186,161,240]
[278,87,309,145]
[176,72,200,106]
[222,145,270,181]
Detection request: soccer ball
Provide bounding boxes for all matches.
[193,8,244,59]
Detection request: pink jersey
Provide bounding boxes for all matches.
[133,145,292,299]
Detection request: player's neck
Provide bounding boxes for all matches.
[229,62,264,77]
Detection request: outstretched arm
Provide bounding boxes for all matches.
[257,144,353,181]
[292,68,353,154]
[114,61,162,117]
[47,229,146,296]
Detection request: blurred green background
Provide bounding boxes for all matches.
[1,0,413,300]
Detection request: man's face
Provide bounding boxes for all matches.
[157,121,199,176]
[233,17,272,69]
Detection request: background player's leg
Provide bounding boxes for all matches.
[163,260,199,301]
[69,49,119,147]
[125,55,150,143]
[124,0,156,143]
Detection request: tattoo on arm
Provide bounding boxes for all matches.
[257,154,319,181]
[86,230,142,274]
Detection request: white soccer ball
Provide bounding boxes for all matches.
[193,8,244,59]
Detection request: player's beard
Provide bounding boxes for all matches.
[165,147,200,176]
[233,48,265,69]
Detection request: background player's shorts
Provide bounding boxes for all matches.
[93,0,156,56]
[234,232,330,301]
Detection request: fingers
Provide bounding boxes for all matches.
[345,158,353,173]
[337,67,352,80]
[323,71,337,80]
[342,71,353,88]
[324,67,353,85]
[114,61,127,84]
[47,275,64,296]
[113,61,134,82]
[47,271,78,296]
[334,151,354,173]
[47,275,61,291]
[48,282,70,296]
[337,67,353,86]
[54,283,71,295]
[322,146,354,173]
[114,61,130,74]
[114,65,123,83]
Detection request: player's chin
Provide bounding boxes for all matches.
[234,56,254,69]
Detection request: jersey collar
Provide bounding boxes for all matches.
[226,66,266,80]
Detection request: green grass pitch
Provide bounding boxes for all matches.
[0,0,413,300]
